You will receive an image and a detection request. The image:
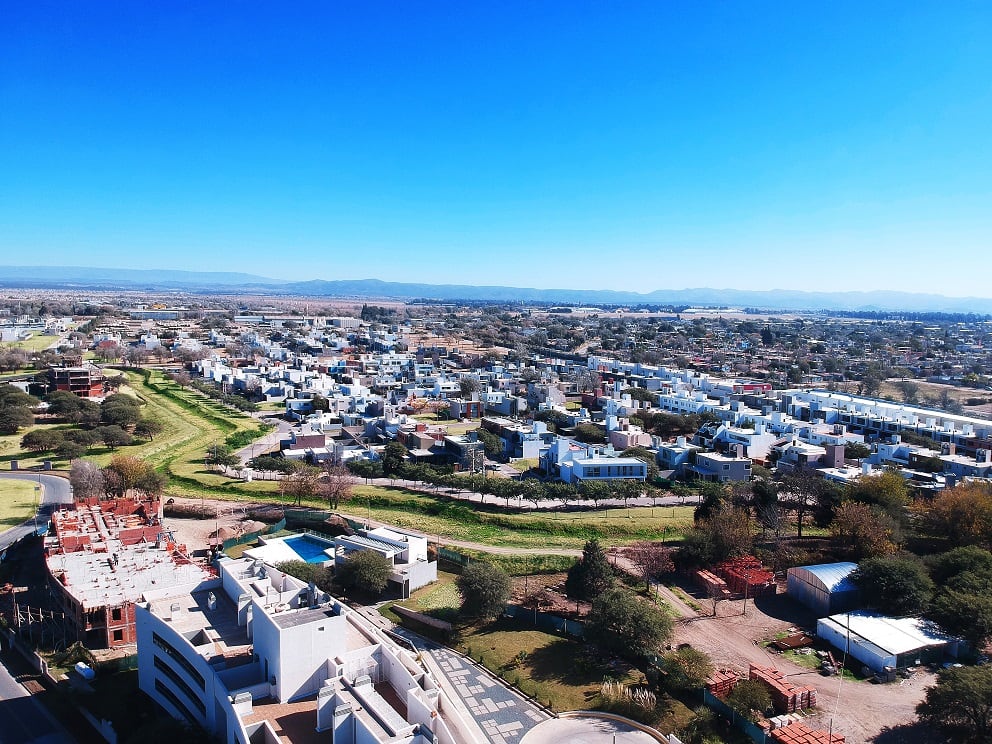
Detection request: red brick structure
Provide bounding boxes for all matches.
[48,364,105,399]
[45,496,212,649]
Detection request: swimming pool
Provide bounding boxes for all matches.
[284,534,334,564]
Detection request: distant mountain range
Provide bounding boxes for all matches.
[2,265,990,314]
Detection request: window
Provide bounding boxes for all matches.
[154,655,206,715]
[113,629,123,642]
[111,608,122,621]
[152,633,205,689]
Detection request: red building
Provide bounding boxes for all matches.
[48,364,105,399]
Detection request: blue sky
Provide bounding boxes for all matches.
[2,2,990,297]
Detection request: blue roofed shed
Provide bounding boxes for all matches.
[786,562,860,617]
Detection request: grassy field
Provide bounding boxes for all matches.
[457,618,643,712]
[1,336,58,352]
[349,486,694,549]
[119,370,267,495]
[0,479,40,529]
[2,369,268,493]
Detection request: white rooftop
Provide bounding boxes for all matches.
[48,544,213,610]
[822,612,954,656]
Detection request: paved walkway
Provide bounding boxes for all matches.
[430,646,547,744]
[389,626,549,744]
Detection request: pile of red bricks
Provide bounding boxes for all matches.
[693,569,732,599]
[769,721,845,743]
[705,669,740,697]
[749,664,818,713]
[716,555,777,597]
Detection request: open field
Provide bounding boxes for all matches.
[1,336,58,352]
[120,370,266,494]
[349,486,694,549]
[0,479,40,529]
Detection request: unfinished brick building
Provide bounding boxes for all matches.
[45,495,213,648]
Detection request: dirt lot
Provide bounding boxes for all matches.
[670,584,935,744]
[162,496,272,551]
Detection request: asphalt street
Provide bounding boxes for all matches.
[0,650,74,744]
[0,473,73,555]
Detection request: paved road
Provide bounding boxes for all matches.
[235,415,295,464]
[0,473,72,554]
[0,649,75,744]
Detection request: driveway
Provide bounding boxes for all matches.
[0,473,73,554]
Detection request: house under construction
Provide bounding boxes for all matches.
[45,495,213,648]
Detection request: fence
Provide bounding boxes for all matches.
[703,688,767,743]
[221,517,287,551]
[504,604,584,638]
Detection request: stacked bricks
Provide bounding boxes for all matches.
[694,569,732,599]
[749,664,818,714]
[716,555,777,597]
[769,721,845,743]
[705,669,740,697]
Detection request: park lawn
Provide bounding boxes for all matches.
[385,570,463,623]
[4,335,57,352]
[347,486,694,549]
[0,479,40,529]
[0,423,78,469]
[120,370,263,490]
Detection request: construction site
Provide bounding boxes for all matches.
[43,495,214,648]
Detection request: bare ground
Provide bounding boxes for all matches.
[671,589,934,744]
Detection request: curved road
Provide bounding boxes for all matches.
[0,472,76,744]
[0,473,72,554]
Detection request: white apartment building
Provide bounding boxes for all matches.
[137,556,476,744]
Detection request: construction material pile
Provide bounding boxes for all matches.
[749,664,817,713]
[769,720,845,743]
[716,555,777,597]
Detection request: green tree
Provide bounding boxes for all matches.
[55,439,87,462]
[96,424,133,449]
[851,555,933,616]
[699,505,753,563]
[586,588,672,659]
[574,423,606,444]
[565,539,614,601]
[382,441,408,476]
[726,679,772,722]
[100,393,142,428]
[335,550,392,595]
[45,390,84,421]
[925,547,992,650]
[475,428,503,459]
[21,428,64,452]
[134,418,164,441]
[662,646,714,692]
[347,458,384,483]
[917,665,992,743]
[274,560,332,591]
[844,442,871,459]
[846,470,909,522]
[0,405,34,434]
[457,561,511,620]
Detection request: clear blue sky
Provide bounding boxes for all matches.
[2,2,990,297]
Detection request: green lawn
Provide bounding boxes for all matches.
[349,486,694,549]
[2,336,58,352]
[0,479,39,529]
[456,618,643,712]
